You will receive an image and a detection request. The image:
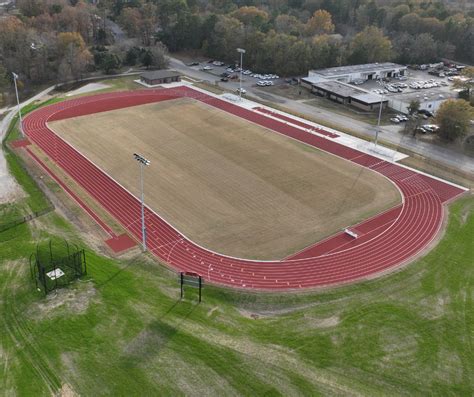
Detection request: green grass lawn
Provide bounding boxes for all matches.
[0,194,473,395]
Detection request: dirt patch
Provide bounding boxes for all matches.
[207,306,220,317]
[123,329,166,358]
[50,97,400,260]
[302,314,340,328]
[28,282,97,319]
[459,196,473,225]
[56,383,78,397]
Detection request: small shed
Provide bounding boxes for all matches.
[140,70,181,86]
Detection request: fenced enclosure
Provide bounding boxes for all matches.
[30,239,87,295]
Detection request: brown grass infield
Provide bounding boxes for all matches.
[48,98,401,260]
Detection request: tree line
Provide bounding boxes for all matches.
[113,0,474,75]
[1,0,474,104]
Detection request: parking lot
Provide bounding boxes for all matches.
[359,68,458,99]
[187,60,286,93]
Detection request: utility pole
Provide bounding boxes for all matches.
[12,72,23,137]
[375,78,385,147]
[237,48,246,101]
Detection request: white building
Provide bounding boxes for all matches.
[388,90,456,114]
[308,63,407,84]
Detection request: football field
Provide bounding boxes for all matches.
[49,97,400,259]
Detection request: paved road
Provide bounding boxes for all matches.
[169,57,474,175]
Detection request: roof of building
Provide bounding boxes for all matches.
[302,79,387,105]
[389,89,456,103]
[310,80,366,98]
[310,63,406,77]
[352,93,387,105]
[140,70,181,80]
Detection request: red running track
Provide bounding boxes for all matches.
[22,86,466,290]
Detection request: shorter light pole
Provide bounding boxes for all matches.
[237,48,246,100]
[134,153,150,252]
[12,72,23,137]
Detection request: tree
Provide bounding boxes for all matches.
[57,32,93,80]
[305,9,335,36]
[407,99,420,115]
[230,6,269,28]
[349,26,392,64]
[453,67,474,104]
[435,99,474,141]
[100,53,121,74]
[274,14,303,36]
[0,64,9,106]
[309,34,342,69]
[411,33,437,64]
[145,43,169,69]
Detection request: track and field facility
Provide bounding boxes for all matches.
[22,86,466,289]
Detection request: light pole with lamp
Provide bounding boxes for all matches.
[375,78,385,147]
[12,72,23,137]
[133,153,150,252]
[237,48,246,100]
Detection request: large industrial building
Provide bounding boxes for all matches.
[306,63,407,84]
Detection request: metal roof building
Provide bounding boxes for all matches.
[300,79,387,111]
[308,63,407,84]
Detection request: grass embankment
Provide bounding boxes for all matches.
[0,193,473,395]
[0,98,63,227]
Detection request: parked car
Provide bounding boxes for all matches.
[390,117,401,123]
[418,109,434,117]
[422,124,439,133]
[220,77,229,82]
[236,88,247,94]
[187,62,199,66]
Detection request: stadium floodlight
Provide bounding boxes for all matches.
[237,48,246,101]
[375,78,385,146]
[12,72,23,137]
[134,153,150,252]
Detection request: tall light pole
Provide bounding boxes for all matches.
[134,153,150,252]
[12,72,23,137]
[375,78,385,147]
[237,48,246,101]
